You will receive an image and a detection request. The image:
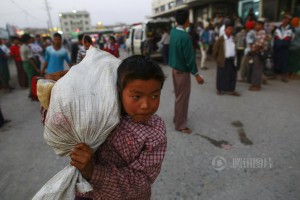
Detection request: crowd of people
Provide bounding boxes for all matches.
[0,31,123,126]
[194,10,299,93]
[0,32,123,93]
[139,9,300,97]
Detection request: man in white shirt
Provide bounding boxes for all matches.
[158,28,170,65]
[213,23,240,96]
[29,36,44,69]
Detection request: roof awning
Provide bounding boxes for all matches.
[151,4,188,18]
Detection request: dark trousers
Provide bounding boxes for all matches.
[217,58,237,92]
[163,44,169,65]
[274,47,289,74]
[15,60,28,87]
[236,49,244,71]
[250,55,263,85]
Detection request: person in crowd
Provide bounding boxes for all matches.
[158,28,170,65]
[103,36,120,58]
[76,35,93,64]
[200,24,211,70]
[10,36,27,88]
[233,14,243,34]
[214,15,224,37]
[29,35,44,70]
[117,34,125,49]
[235,28,246,71]
[169,9,204,134]
[0,105,11,128]
[213,23,240,96]
[246,8,257,22]
[239,21,256,82]
[82,35,93,51]
[41,36,52,52]
[76,34,86,64]
[42,33,71,74]
[20,34,41,97]
[71,34,84,65]
[97,34,106,50]
[143,32,154,57]
[249,19,268,91]
[0,38,13,92]
[207,24,215,55]
[219,17,231,37]
[67,55,167,199]
[288,17,300,79]
[188,23,200,54]
[273,14,294,82]
[35,34,44,50]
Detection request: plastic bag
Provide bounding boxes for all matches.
[32,47,121,200]
[37,79,56,110]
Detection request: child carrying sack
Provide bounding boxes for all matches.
[32,47,121,200]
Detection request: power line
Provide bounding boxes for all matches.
[44,0,53,29]
[9,0,44,22]
[0,8,44,16]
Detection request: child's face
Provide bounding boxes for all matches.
[122,79,161,122]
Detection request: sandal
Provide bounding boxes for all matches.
[228,91,240,96]
[249,86,261,91]
[177,128,192,134]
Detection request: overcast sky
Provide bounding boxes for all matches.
[1,0,153,28]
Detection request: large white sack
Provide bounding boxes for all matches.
[33,47,121,200]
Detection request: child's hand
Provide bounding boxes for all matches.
[69,143,94,180]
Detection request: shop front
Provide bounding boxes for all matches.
[239,0,300,22]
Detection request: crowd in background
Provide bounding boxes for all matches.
[184,8,300,93]
[1,8,300,124]
[139,8,300,94]
[0,32,123,94]
[0,31,125,125]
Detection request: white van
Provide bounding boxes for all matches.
[125,19,174,58]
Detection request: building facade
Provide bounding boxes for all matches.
[238,0,300,21]
[152,0,300,23]
[152,0,237,23]
[59,10,91,37]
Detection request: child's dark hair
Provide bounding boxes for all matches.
[175,9,189,25]
[117,55,166,91]
[117,55,166,115]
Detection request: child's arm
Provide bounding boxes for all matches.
[93,139,167,199]
[71,138,167,199]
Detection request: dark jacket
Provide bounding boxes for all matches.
[212,36,226,67]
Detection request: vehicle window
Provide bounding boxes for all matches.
[134,29,142,40]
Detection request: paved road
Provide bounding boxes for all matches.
[1,50,300,200]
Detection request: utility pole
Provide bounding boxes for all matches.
[45,0,53,29]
